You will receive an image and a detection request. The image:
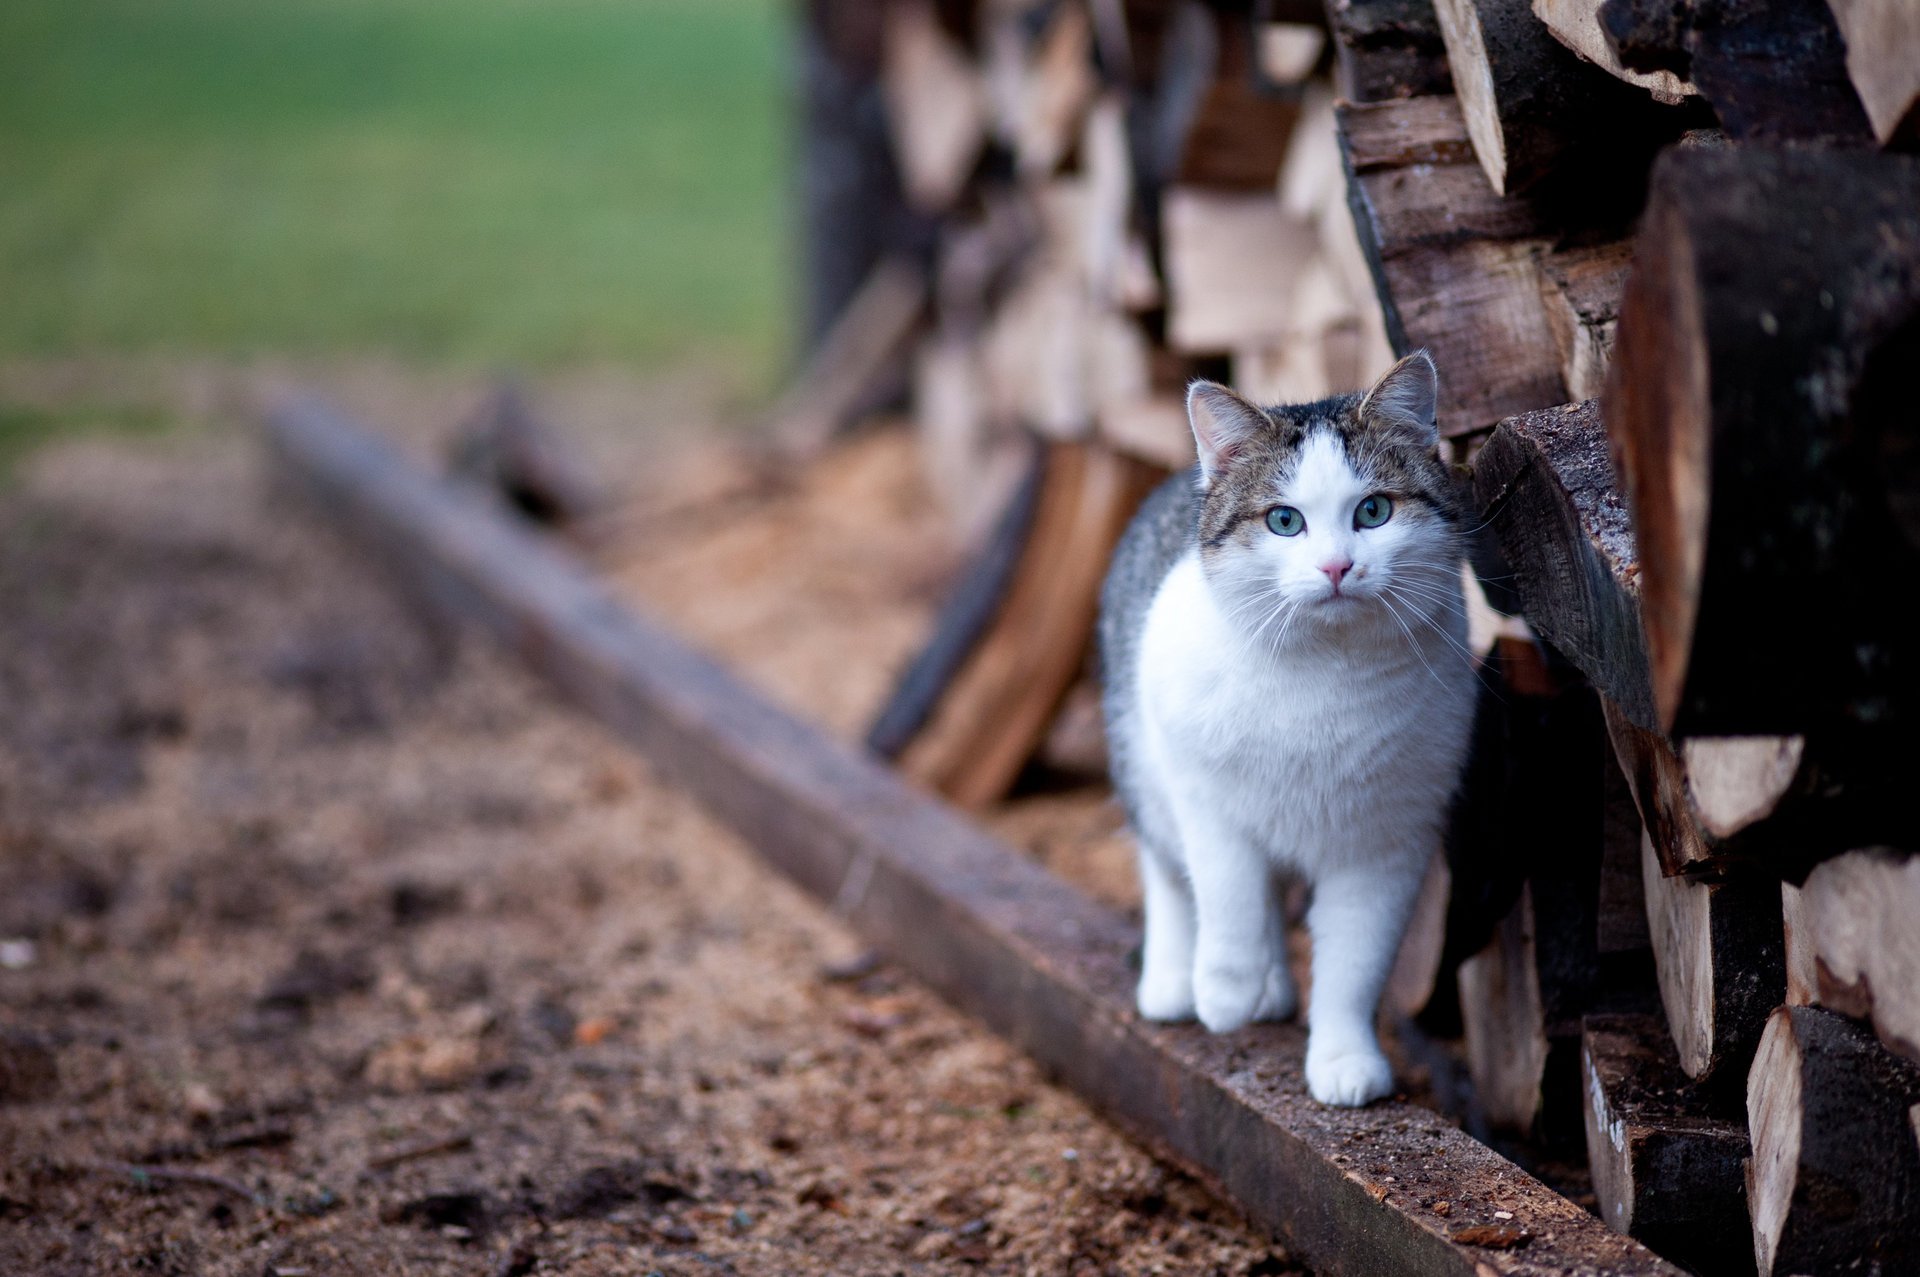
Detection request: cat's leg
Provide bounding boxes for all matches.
[1302,858,1424,1106]
[1251,886,1298,1023]
[1174,805,1283,1034]
[1135,845,1196,1021]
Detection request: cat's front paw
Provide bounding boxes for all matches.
[1136,970,1196,1022]
[1194,965,1267,1034]
[1305,1047,1394,1107]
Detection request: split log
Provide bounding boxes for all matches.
[1337,95,1567,435]
[1581,1014,1753,1277]
[1779,881,1815,1008]
[1799,848,1920,1064]
[1824,0,1920,148]
[1430,0,1674,196]
[1013,0,1097,179]
[1598,0,1873,143]
[1174,7,1303,189]
[881,0,988,211]
[1162,187,1317,352]
[1605,148,1920,755]
[1471,399,1654,728]
[1746,1006,1920,1277]
[1535,240,1631,403]
[1530,0,1694,103]
[898,441,1161,808]
[1459,885,1555,1136]
[1640,832,1784,1083]
[1325,0,1453,102]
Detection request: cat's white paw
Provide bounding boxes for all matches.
[1194,965,1266,1034]
[1305,1047,1394,1107]
[1136,970,1196,1022]
[1252,965,1298,1022]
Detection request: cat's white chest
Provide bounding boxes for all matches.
[1131,552,1469,868]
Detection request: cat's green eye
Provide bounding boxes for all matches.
[1354,495,1394,529]
[1266,506,1305,537]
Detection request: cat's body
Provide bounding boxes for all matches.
[1098,354,1476,1107]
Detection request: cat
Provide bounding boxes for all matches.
[1097,351,1476,1108]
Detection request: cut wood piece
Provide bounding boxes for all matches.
[1259,22,1328,84]
[767,255,928,454]
[267,394,1693,1277]
[1581,1013,1753,1276]
[1746,1006,1920,1277]
[1014,0,1098,178]
[1472,400,1652,727]
[1162,187,1317,353]
[1640,832,1784,1083]
[1605,148,1920,754]
[1386,853,1451,1019]
[868,442,1043,760]
[881,0,988,210]
[1604,703,1717,876]
[1825,0,1920,147]
[899,441,1161,809]
[1600,0,1873,143]
[1080,94,1162,313]
[446,381,600,528]
[1338,96,1571,435]
[1459,886,1554,1135]
[1173,7,1304,189]
[1531,0,1695,102]
[1779,881,1815,1008]
[1431,0,1675,196]
[1800,848,1920,1065]
[1098,396,1194,471]
[1598,746,1651,957]
[1535,240,1632,403]
[1326,0,1454,102]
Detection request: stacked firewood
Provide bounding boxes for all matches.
[804,3,1920,1274]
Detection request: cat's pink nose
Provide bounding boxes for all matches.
[1320,559,1353,590]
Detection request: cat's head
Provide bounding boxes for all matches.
[1185,352,1464,634]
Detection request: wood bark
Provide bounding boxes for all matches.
[1472,399,1654,728]
[1325,0,1454,102]
[1337,95,1567,435]
[1581,1013,1753,1277]
[1530,0,1695,102]
[1824,0,1920,148]
[1799,848,1920,1065]
[266,393,1691,1277]
[1598,0,1873,143]
[1606,148,1920,755]
[1431,0,1676,196]
[1639,832,1784,1083]
[1746,1006,1920,1277]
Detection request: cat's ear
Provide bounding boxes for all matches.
[1359,350,1439,447]
[1187,380,1269,486]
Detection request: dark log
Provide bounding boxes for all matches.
[1535,240,1632,403]
[1324,0,1454,102]
[1472,399,1654,728]
[1598,0,1872,143]
[265,393,1689,1277]
[866,441,1045,759]
[1605,147,1920,765]
[1640,832,1783,1084]
[446,381,600,528]
[1746,1006,1920,1277]
[1174,7,1303,189]
[1825,0,1920,148]
[1581,1014,1753,1277]
[1430,0,1677,196]
[1799,848,1920,1065]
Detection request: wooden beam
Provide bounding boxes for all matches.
[264,395,1688,1277]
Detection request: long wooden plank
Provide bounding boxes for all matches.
[263,396,1686,1277]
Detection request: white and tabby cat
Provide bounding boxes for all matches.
[1097,352,1476,1107]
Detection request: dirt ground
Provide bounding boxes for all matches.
[0,394,1296,1275]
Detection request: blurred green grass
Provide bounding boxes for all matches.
[0,0,792,391]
